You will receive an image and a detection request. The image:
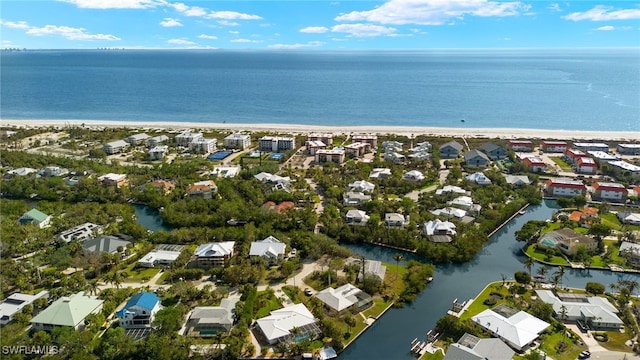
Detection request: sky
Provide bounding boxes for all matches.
[1,0,639,49]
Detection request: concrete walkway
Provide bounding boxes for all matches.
[567,324,638,360]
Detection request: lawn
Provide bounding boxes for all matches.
[596,330,635,352]
[600,213,623,231]
[526,245,570,266]
[124,263,160,282]
[550,157,573,171]
[254,290,283,319]
[460,281,511,320]
[362,298,392,319]
[418,349,445,360]
[383,261,408,297]
[537,329,587,360]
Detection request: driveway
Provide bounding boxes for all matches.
[566,324,637,360]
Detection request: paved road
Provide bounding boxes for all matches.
[403,169,449,201]
[566,324,638,360]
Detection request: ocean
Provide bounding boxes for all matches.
[1,48,639,131]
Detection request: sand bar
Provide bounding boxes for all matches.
[2,119,639,141]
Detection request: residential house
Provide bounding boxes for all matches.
[261,201,295,214]
[576,157,597,175]
[30,292,103,331]
[409,142,432,161]
[147,135,169,148]
[5,167,38,178]
[212,166,240,178]
[314,284,372,315]
[306,140,327,155]
[507,140,534,152]
[471,304,550,351]
[249,236,286,263]
[503,174,531,187]
[19,208,51,228]
[149,145,168,160]
[567,207,599,225]
[82,235,131,254]
[223,133,251,149]
[369,168,391,179]
[563,149,588,165]
[383,151,405,163]
[435,185,468,196]
[607,160,640,180]
[343,192,372,206]
[540,140,568,153]
[43,166,69,177]
[464,150,490,168]
[357,259,386,282]
[431,207,467,221]
[126,133,150,145]
[544,178,587,197]
[175,131,203,147]
[345,210,370,226]
[537,228,597,256]
[187,180,217,199]
[189,137,217,154]
[536,290,623,330]
[193,242,235,268]
[617,212,640,226]
[56,222,103,244]
[148,180,175,194]
[479,142,507,160]
[184,297,240,336]
[382,140,403,152]
[315,149,345,164]
[443,333,515,360]
[466,172,492,185]
[588,151,620,165]
[439,141,464,159]
[344,142,370,158]
[0,291,49,326]
[423,219,457,243]
[103,140,130,155]
[523,156,547,173]
[385,213,409,228]
[256,303,321,345]
[137,244,185,268]
[258,136,295,152]
[617,143,640,155]
[97,173,128,188]
[307,133,333,145]
[348,180,375,193]
[254,173,292,192]
[573,142,609,152]
[403,170,425,181]
[411,141,432,152]
[619,242,640,267]
[352,135,377,148]
[116,292,161,329]
[447,196,481,213]
[591,182,628,203]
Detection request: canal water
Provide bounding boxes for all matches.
[133,204,172,233]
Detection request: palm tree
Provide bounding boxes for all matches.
[536,266,548,279]
[85,280,99,296]
[393,253,404,280]
[524,257,534,276]
[554,266,566,288]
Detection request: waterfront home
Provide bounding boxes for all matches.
[315,149,345,164]
[147,135,169,148]
[223,133,251,149]
[306,140,327,155]
[471,304,550,351]
[464,149,490,168]
[435,185,468,196]
[522,156,547,173]
[148,180,175,194]
[193,242,235,269]
[617,212,640,226]
[544,178,587,197]
[563,148,588,164]
[258,136,295,152]
[82,235,131,254]
[443,333,515,360]
[607,160,640,180]
[249,236,286,264]
[369,168,392,179]
[479,142,507,160]
[423,219,457,243]
[56,222,103,244]
[0,291,49,326]
[439,141,464,159]
[540,140,567,153]
[256,303,321,345]
[175,131,203,147]
[535,290,623,330]
[537,228,597,256]
[97,173,128,188]
[137,244,185,268]
[117,292,161,330]
[576,157,597,174]
[103,140,130,154]
[507,140,534,152]
[344,142,371,158]
[403,170,425,181]
[567,206,599,225]
[189,137,217,154]
[466,172,492,185]
[184,297,240,336]
[619,242,640,267]
[573,142,609,152]
[356,259,387,282]
[30,292,103,331]
[348,180,375,193]
[587,151,619,165]
[307,133,333,145]
[187,180,218,198]
[591,182,628,203]
[314,284,372,315]
[343,191,372,206]
[617,143,640,155]
[385,213,409,228]
[149,145,168,160]
[345,210,370,226]
[503,174,531,187]
[126,133,150,145]
[19,208,51,228]
[352,134,378,148]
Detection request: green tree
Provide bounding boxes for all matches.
[393,253,404,280]
[514,271,531,285]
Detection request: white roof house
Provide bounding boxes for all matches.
[314,284,372,313]
[137,245,185,268]
[212,166,240,178]
[466,172,492,185]
[535,290,623,329]
[447,196,480,211]
[472,305,550,351]
[431,207,467,220]
[435,185,468,196]
[256,303,319,345]
[6,167,38,177]
[0,291,49,326]
[358,259,386,282]
[385,213,409,228]
[348,180,375,193]
[504,174,531,186]
[423,219,457,236]
[186,297,241,336]
[618,212,640,225]
[249,236,287,260]
[403,170,425,181]
[343,191,372,206]
[30,292,104,331]
[369,168,392,179]
[444,333,515,360]
[345,210,370,226]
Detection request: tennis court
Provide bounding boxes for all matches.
[270,153,284,160]
[207,151,232,161]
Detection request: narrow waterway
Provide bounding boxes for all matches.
[133,204,172,233]
[339,200,640,359]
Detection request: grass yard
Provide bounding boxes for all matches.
[460,281,511,320]
[124,263,160,282]
[383,261,408,297]
[419,349,445,360]
[254,290,283,319]
[600,213,623,231]
[596,330,635,352]
[362,298,392,319]
[550,157,573,171]
[537,329,587,360]
[526,245,570,266]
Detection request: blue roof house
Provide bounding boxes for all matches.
[116,292,161,329]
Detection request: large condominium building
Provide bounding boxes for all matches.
[223,133,251,149]
[258,136,295,152]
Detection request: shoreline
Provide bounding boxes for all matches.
[2,119,639,141]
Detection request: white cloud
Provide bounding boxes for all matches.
[198,34,218,40]
[218,20,239,26]
[563,5,640,21]
[0,20,30,29]
[300,26,329,34]
[595,25,615,31]
[548,3,561,12]
[60,0,161,9]
[230,38,263,43]
[171,3,208,16]
[334,0,530,25]
[206,11,262,20]
[268,41,326,49]
[26,24,120,40]
[331,23,397,37]
[229,30,239,34]
[160,18,182,27]
[167,38,195,45]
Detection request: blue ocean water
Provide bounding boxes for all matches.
[1,49,639,131]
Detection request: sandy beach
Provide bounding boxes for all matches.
[2,119,639,141]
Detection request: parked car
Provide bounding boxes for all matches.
[304,288,313,296]
[578,350,591,359]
